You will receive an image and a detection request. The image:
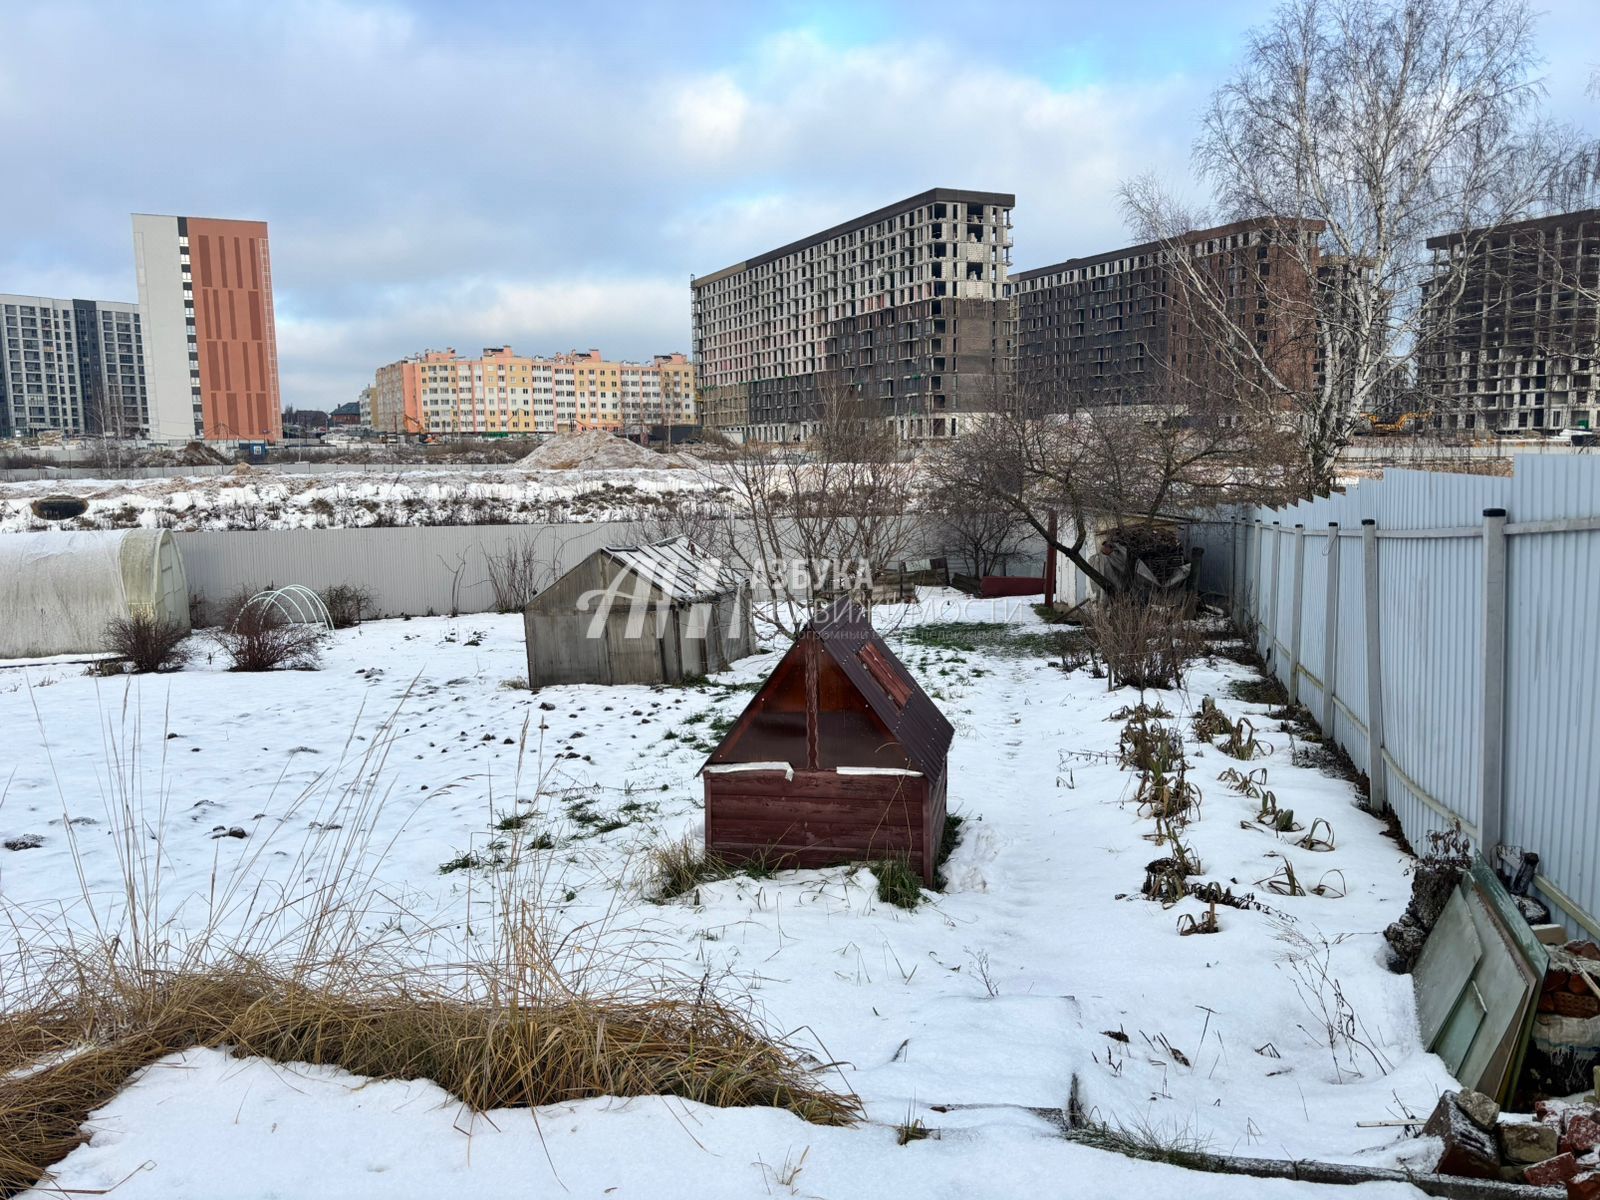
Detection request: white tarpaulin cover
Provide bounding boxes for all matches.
[0,530,189,659]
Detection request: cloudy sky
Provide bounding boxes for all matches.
[3,0,1596,412]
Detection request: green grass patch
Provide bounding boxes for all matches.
[1227,675,1289,707]
[900,622,1006,653]
[438,847,506,873]
[874,856,925,910]
[932,814,966,891]
[899,621,1088,662]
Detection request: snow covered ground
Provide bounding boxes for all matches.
[0,463,720,532]
[0,593,1454,1197]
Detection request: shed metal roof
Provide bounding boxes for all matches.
[811,598,954,779]
[604,536,741,603]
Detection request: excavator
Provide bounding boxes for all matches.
[1363,410,1433,434]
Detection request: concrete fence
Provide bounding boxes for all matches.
[1185,456,1600,938]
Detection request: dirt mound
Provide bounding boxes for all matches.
[136,441,231,468]
[515,431,661,471]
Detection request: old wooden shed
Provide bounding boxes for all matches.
[523,536,753,688]
[702,599,953,885]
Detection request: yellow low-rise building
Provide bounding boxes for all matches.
[372,347,694,436]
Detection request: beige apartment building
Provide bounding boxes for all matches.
[371,347,694,436]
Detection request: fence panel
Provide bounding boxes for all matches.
[175,523,644,619]
[1296,530,1330,712]
[1375,531,1485,847]
[1332,530,1371,769]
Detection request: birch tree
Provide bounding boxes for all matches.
[1123,0,1569,491]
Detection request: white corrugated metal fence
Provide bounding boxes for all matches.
[1186,456,1600,938]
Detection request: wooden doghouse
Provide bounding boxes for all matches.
[523,536,753,688]
[701,599,952,885]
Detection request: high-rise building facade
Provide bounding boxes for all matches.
[0,294,149,438]
[1420,208,1600,433]
[691,188,1015,442]
[372,347,694,436]
[133,214,282,442]
[1010,218,1322,409]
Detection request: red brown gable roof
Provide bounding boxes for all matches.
[809,599,953,778]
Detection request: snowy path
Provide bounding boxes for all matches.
[0,595,1454,1197]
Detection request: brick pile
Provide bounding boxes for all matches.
[1424,1087,1600,1195]
[1540,943,1600,1021]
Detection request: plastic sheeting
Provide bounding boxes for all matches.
[0,530,189,659]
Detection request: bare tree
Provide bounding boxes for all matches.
[663,378,920,635]
[926,500,1030,580]
[1123,0,1577,491]
[931,375,1298,595]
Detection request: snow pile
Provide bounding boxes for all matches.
[515,430,664,471]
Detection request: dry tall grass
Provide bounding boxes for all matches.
[0,692,856,1194]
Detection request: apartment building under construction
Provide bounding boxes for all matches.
[1420,208,1600,433]
[1010,218,1323,409]
[691,187,1015,442]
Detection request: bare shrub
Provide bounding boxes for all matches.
[485,538,551,613]
[1274,922,1393,1082]
[668,380,918,636]
[102,611,190,674]
[322,584,375,629]
[926,498,1030,579]
[1089,596,1200,690]
[932,377,1300,596]
[211,591,324,671]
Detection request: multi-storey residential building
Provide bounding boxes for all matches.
[0,294,149,438]
[133,214,282,442]
[1010,218,1323,409]
[1420,208,1600,433]
[371,347,694,436]
[691,188,1015,442]
[75,300,150,438]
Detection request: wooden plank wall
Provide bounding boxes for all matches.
[705,768,937,883]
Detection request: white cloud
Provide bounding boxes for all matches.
[656,35,1204,269]
[668,74,751,159]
